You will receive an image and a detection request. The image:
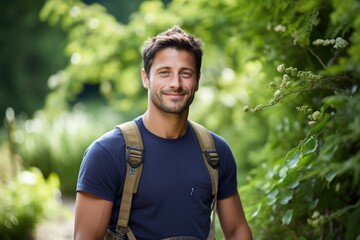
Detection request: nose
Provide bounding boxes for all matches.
[169,73,182,89]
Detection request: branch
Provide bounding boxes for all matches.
[307,47,327,69]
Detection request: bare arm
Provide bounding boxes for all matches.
[74,192,113,240]
[217,191,253,240]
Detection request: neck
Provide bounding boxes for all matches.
[142,110,189,139]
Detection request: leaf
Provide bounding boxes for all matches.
[280,192,293,205]
[325,170,337,183]
[301,137,318,155]
[297,155,313,168]
[287,180,300,189]
[322,95,349,109]
[281,167,301,189]
[285,149,302,169]
[267,188,279,205]
[250,203,262,219]
[282,209,293,225]
[310,113,330,135]
[319,141,338,162]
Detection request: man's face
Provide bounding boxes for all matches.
[142,48,200,114]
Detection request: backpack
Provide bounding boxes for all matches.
[104,120,219,240]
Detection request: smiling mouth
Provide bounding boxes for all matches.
[163,91,187,97]
[165,93,184,96]
[164,93,185,101]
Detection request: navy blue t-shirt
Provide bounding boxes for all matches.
[76,117,238,239]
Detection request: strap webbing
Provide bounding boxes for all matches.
[189,121,219,196]
[189,121,219,240]
[116,121,144,240]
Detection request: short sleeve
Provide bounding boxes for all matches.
[211,133,238,200]
[76,129,126,202]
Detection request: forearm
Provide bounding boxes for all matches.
[218,192,253,240]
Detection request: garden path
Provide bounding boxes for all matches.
[34,197,75,240]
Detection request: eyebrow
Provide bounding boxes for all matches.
[155,66,195,72]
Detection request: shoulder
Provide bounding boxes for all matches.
[210,131,230,151]
[209,131,235,169]
[88,118,143,156]
[94,127,124,148]
[81,127,126,174]
[77,127,127,201]
[207,130,238,200]
[85,127,125,157]
[189,121,232,155]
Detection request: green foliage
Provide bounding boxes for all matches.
[0,168,62,240]
[0,0,67,117]
[16,103,123,195]
[35,0,360,238]
[241,92,360,238]
[237,0,360,237]
[38,0,151,118]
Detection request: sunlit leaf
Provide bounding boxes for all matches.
[267,188,279,205]
[281,167,302,189]
[322,95,349,108]
[287,180,300,189]
[282,209,293,225]
[278,166,288,179]
[279,192,293,205]
[250,203,262,218]
[301,137,318,155]
[297,155,313,168]
[285,149,302,169]
[326,170,337,183]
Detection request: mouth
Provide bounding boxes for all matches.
[163,91,187,99]
[164,94,185,101]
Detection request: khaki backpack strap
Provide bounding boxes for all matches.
[189,121,219,240]
[115,121,144,240]
[189,121,219,196]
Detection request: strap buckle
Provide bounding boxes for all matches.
[126,146,144,168]
[204,149,219,169]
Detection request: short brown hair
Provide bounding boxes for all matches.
[142,26,203,78]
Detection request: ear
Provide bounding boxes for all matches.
[141,68,150,89]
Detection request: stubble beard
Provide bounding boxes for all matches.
[150,90,195,114]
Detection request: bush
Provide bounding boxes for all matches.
[16,103,124,195]
[0,168,62,240]
[241,67,360,239]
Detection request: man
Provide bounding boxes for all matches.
[74,26,252,240]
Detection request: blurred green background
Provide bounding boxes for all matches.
[1,0,360,239]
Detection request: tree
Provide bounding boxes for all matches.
[37,0,360,238]
[0,0,67,117]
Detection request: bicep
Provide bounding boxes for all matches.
[217,191,253,239]
[74,192,113,240]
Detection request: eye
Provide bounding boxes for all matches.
[180,71,193,78]
[159,70,171,76]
